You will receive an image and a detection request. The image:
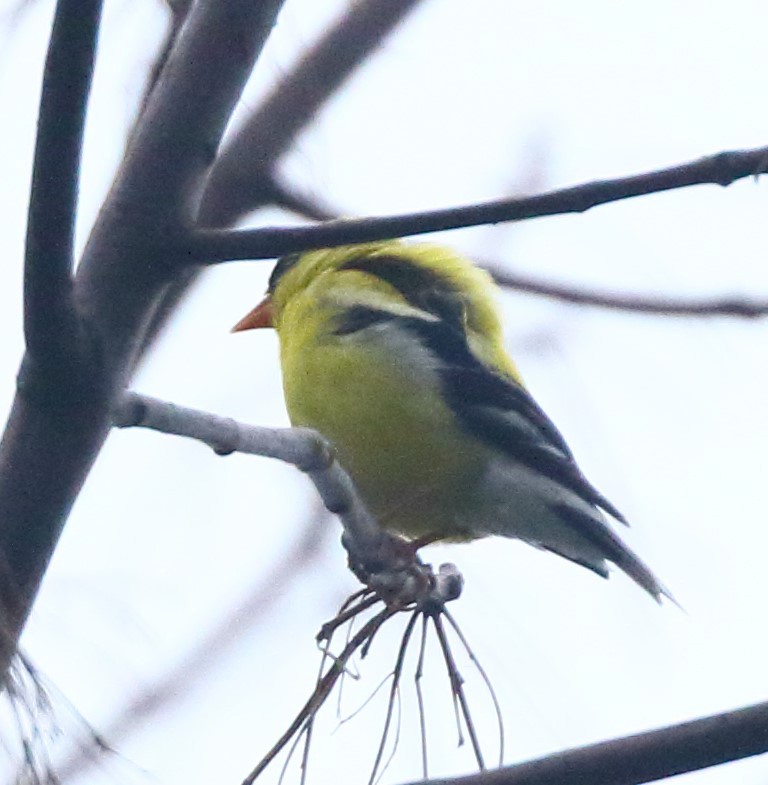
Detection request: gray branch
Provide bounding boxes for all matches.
[199,0,426,226]
[23,0,103,368]
[0,0,288,681]
[114,392,384,551]
[113,393,463,611]
[486,264,768,319]
[183,144,768,262]
[140,0,426,362]
[410,699,768,785]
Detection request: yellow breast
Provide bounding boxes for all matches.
[279,303,486,539]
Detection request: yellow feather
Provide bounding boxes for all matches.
[276,244,489,538]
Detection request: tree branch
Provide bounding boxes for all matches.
[1,0,105,676]
[194,178,768,322]
[113,393,462,608]
[199,0,426,226]
[113,392,384,550]
[410,700,768,785]
[138,0,426,360]
[183,144,768,262]
[0,0,288,681]
[113,391,768,785]
[22,0,103,380]
[134,0,193,119]
[486,264,768,318]
[51,506,332,782]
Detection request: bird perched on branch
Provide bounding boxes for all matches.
[234,241,671,602]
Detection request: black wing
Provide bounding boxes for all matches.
[384,312,626,524]
[333,255,627,524]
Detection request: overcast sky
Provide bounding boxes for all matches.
[2,2,768,784]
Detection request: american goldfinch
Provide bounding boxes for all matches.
[234,241,671,602]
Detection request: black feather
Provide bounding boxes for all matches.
[333,305,397,336]
[328,255,626,524]
[389,313,627,524]
[339,254,467,330]
[552,503,663,600]
[268,253,302,293]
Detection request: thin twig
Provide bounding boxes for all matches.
[444,610,504,767]
[415,614,430,779]
[185,144,768,263]
[294,643,330,785]
[376,686,403,785]
[335,672,393,727]
[368,611,420,785]
[51,508,330,782]
[241,606,398,785]
[488,264,768,318]
[319,593,381,641]
[432,614,485,770]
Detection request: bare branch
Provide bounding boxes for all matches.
[135,1,193,117]
[51,506,331,782]
[113,393,466,615]
[113,391,384,549]
[443,610,504,768]
[0,0,288,681]
[140,0,425,361]
[81,0,286,247]
[22,0,103,375]
[270,180,339,222]
[244,568,465,785]
[136,178,336,362]
[486,264,768,319]
[414,614,429,779]
[199,180,768,322]
[368,611,419,785]
[184,144,768,263]
[242,605,399,785]
[432,613,485,770]
[199,0,427,226]
[407,700,768,785]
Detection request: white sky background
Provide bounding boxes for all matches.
[1,1,768,784]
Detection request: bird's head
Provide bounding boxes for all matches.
[232,240,506,345]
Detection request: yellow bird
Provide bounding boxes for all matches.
[234,241,671,602]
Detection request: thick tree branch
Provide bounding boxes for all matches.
[0,0,287,681]
[487,265,768,318]
[411,700,768,785]
[1,0,105,675]
[135,1,193,118]
[184,144,768,263]
[22,0,103,377]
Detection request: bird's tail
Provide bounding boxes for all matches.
[552,504,677,605]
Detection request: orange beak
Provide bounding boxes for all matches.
[231,296,274,332]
